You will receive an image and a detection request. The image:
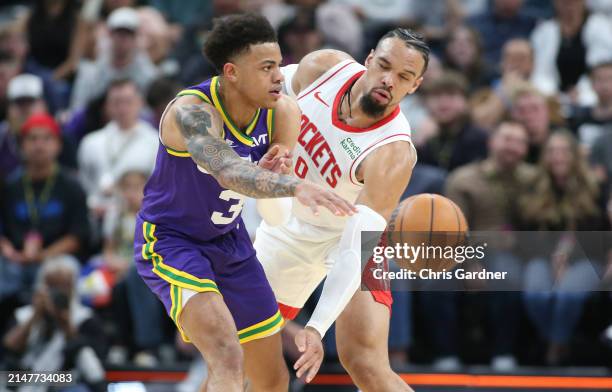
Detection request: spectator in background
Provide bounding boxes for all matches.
[510,84,559,163]
[0,113,90,296]
[446,121,536,230]
[100,169,170,367]
[0,26,66,113]
[0,74,46,178]
[518,131,606,365]
[23,0,84,81]
[444,26,496,92]
[146,77,181,127]
[77,78,157,218]
[0,50,20,122]
[70,7,157,110]
[137,6,179,77]
[468,0,535,66]
[471,39,536,130]
[425,122,534,372]
[145,0,212,28]
[102,170,147,281]
[262,0,363,59]
[569,61,612,150]
[590,131,612,187]
[278,9,324,64]
[418,72,489,171]
[62,88,110,147]
[531,0,612,105]
[2,256,106,391]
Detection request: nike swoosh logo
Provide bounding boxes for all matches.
[314,91,329,107]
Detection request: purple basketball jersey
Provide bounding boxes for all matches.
[139,77,275,242]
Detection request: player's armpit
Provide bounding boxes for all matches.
[293,49,353,95]
[355,140,417,220]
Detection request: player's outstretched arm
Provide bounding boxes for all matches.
[173,102,356,216]
[294,141,417,380]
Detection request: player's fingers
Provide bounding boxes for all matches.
[323,193,352,216]
[297,349,321,381]
[266,144,280,158]
[328,193,357,214]
[280,164,291,175]
[308,201,320,216]
[317,196,341,216]
[305,357,323,383]
[295,350,317,378]
[294,352,309,372]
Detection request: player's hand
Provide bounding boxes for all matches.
[294,326,324,383]
[259,145,293,175]
[295,181,357,217]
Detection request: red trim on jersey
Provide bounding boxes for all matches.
[278,302,301,320]
[298,61,356,100]
[332,71,401,133]
[348,133,412,185]
[370,290,393,313]
[362,233,393,313]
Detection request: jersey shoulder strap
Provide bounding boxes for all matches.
[298,60,364,100]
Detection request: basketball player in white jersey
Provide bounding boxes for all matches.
[253,29,429,391]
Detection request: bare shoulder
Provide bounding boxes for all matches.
[293,49,354,95]
[274,94,301,115]
[370,140,416,168]
[359,140,416,181]
[162,95,224,151]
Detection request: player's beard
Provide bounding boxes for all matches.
[360,90,390,117]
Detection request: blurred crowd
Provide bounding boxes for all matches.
[0,0,612,389]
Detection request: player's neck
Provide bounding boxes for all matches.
[217,77,259,130]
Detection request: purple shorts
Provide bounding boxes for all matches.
[134,216,282,344]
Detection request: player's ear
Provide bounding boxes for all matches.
[364,50,375,66]
[223,62,239,82]
[408,76,424,95]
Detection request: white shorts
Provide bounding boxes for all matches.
[254,217,342,309]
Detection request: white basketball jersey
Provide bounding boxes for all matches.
[290,60,415,229]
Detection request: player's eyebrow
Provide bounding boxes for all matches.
[259,59,278,66]
[379,56,416,77]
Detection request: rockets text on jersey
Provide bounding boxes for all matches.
[294,114,342,188]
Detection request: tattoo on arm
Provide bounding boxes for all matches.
[175,104,300,198]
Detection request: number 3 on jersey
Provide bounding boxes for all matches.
[211,189,245,225]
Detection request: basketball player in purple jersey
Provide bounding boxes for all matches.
[134,14,355,392]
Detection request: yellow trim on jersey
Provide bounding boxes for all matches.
[210,76,257,146]
[177,89,213,104]
[175,87,225,140]
[237,310,284,344]
[266,109,274,143]
[141,222,221,294]
[170,285,190,342]
[165,147,191,157]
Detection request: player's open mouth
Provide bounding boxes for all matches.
[269,87,282,98]
[372,89,391,103]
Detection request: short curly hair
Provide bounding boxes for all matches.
[203,13,277,73]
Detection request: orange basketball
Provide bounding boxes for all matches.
[386,193,469,273]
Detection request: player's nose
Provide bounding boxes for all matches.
[381,74,394,90]
[274,68,284,84]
